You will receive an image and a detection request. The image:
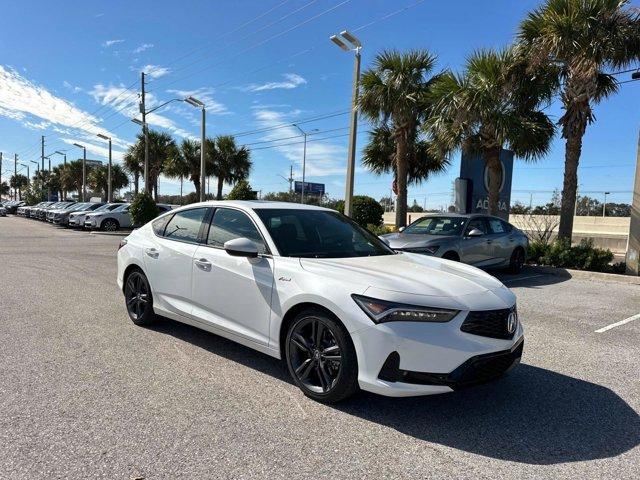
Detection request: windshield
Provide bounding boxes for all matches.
[94,203,120,212]
[403,216,466,236]
[255,209,394,258]
[69,203,90,212]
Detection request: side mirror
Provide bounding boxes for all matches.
[467,228,484,237]
[398,226,406,233]
[224,237,259,258]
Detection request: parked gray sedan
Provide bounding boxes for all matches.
[381,213,528,272]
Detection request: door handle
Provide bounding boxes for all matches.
[145,248,159,259]
[486,240,493,245]
[194,258,212,272]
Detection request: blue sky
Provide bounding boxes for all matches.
[0,0,638,207]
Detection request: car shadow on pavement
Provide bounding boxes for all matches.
[492,270,570,288]
[151,318,639,465]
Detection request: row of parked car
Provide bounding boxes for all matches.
[1,199,174,231]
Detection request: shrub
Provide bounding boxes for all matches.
[366,223,393,236]
[334,195,384,229]
[227,180,257,200]
[129,192,159,226]
[527,240,550,264]
[534,238,614,272]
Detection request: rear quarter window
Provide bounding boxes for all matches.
[152,214,173,236]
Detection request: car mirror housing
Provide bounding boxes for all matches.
[224,237,259,258]
[467,228,484,237]
[398,226,406,233]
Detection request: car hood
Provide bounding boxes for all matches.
[299,252,508,301]
[381,232,458,249]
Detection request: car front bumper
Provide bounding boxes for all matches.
[350,310,524,397]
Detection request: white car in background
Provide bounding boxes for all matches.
[117,201,523,403]
[69,202,123,228]
[53,202,105,226]
[86,203,174,231]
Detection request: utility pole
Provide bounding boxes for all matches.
[41,136,45,172]
[0,152,3,200]
[141,72,149,194]
[14,154,17,200]
[289,165,294,192]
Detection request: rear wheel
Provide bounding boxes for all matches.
[124,270,156,326]
[508,248,525,274]
[102,219,119,231]
[285,309,358,403]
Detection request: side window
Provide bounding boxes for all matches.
[502,220,513,233]
[152,213,173,236]
[465,218,487,235]
[208,208,267,254]
[488,218,506,234]
[164,208,208,243]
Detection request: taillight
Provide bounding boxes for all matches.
[118,239,128,251]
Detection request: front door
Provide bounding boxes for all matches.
[191,207,274,346]
[459,217,492,265]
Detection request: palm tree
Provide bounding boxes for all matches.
[519,0,640,239]
[63,160,85,198]
[10,174,29,200]
[147,130,177,201]
[88,164,130,201]
[210,135,251,200]
[0,181,9,198]
[123,138,144,195]
[164,139,207,200]
[427,48,556,215]
[358,49,439,228]
[362,124,450,197]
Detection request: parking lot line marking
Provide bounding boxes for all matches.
[503,274,544,283]
[595,313,640,333]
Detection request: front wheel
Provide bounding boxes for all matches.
[508,248,525,274]
[124,270,156,326]
[102,219,119,231]
[285,309,359,403]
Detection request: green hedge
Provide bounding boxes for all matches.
[129,192,159,226]
[527,238,614,272]
[335,195,384,229]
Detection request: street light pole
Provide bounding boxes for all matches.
[73,143,87,201]
[184,96,206,202]
[603,191,610,217]
[292,124,309,203]
[331,30,362,218]
[97,134,113,202]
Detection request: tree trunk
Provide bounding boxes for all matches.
[558,130,583,241]
[485,146,502,216]
[192,175,200,200]
[216,176,224,200]
[394,133,408,229]
[133,173,139,195]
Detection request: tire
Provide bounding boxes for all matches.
[508,247,525,274]
[123,270,156,326]
[102,219,119,231]
[442,251,460,262]
[285,308,359,403]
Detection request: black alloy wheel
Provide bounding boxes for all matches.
[285,310,358,403]
[124,271,156,325]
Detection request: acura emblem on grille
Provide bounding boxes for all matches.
[507,311,518,334]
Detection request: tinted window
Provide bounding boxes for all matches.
[255,209,393,258]
[465,218,488,235]
[404,216,466,236]
[208,208,267,253]
[164,208,207,243]
[152,213,173,236]
[487,218,506,234]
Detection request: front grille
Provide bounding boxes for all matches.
[460,308,515,340]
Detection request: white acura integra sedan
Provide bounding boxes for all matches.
[117,201,523,403]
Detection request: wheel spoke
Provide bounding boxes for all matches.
[292,333,311,353]
[126,296,137,307]
[295,358,312,376]
[322,345,339,355]
[322,355,341,362]
[315,321,325,348]
[298,358,315,381]
[317,363,331,391]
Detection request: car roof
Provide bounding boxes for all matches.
[171,200,332,212]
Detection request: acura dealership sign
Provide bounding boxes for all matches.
[456,149,514,220]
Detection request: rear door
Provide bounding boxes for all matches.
[486,217,512,265]
[142,207,209,318]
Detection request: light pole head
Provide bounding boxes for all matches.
[54,150,67,155]
[184,96,204,108]
[632,71,640,80]
[331,30,361,52]
[97,133,110,140]
[131,118,144,126]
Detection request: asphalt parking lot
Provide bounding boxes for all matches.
[0,216,638,479]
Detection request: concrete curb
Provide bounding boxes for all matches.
[90,230,132,237]
[527,265,640,285]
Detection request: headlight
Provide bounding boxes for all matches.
[404,245,439,255]
[352,294,459,324]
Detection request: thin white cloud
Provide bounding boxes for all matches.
[0,65,125,150]
[140,64,170,79]
[133,43,154,54]
[63,80,82,93]
[103,39,125,47]
[251,109,346,177]
[244,73,307,92]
